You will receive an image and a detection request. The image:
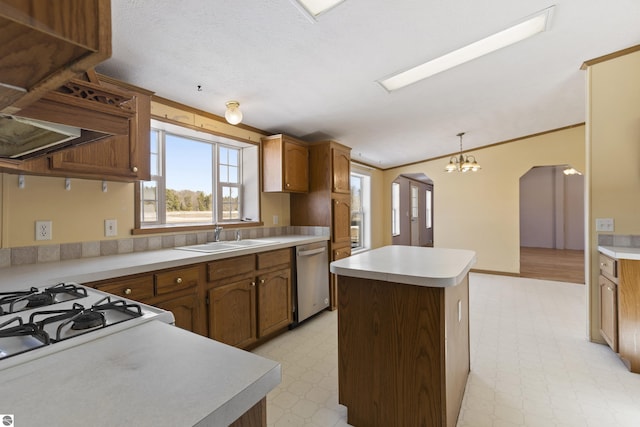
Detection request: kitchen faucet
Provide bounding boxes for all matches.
[214,225,223,242]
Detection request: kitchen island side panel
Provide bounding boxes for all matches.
[445,273,470,427]
[338,275,448,427]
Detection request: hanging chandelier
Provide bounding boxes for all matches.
[444,132,481,173]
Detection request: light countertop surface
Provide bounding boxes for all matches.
[0,320,281,426]
[598,246,640,261]
[0,234,328,290]
[330,245,477,287]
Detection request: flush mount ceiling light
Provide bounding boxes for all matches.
[563,166,582,176]
[291,0,346,21]
[224,101,243,125]
[378,6,555,92]
[445,132,481,173]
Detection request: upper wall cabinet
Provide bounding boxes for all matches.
[0,74,152,182]
[0,0,112,114]
[262,134,309,193]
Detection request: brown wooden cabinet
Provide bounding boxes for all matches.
[599,274,617,351]
[291,140,351,309]
[209,278,257,348]
[262,134,309,193]
[86,264,206,336]
[332,195,351,245]
[2,75,152,181]
[332,145,351,194]
[598,251,640,373]
[207,249,293,349]
[0,0,112,115]
[0,74,151,181]
[257,269,292,337]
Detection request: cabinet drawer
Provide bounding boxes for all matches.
[95,275,154,301]
[333,245,351,261]
[257,249,291,270]
[155,266,199,296]
[599,254,617,278]
[208,255,255,281]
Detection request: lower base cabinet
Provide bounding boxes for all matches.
[86,265,206,336]
[599,274,618,351]
[258,269,292,337]
[155,293,201,334]
[209,278,257,348]
[207,249,293,350]
[87,248,294,350]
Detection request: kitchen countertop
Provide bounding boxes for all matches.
[0,234,328,290]
[0,320,281,426]
[330,245,477,287]
[598,245,640,261]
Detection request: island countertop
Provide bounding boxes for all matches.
[330,245,477,287]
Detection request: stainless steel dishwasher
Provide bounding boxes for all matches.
[293,241,330,325]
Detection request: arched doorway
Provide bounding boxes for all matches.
[519,165,585,283]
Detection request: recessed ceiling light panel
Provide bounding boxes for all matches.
[378,6,555,92]
[291,0,346,21]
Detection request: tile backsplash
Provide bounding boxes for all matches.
[0,226,328,268]
[598,234,640,248]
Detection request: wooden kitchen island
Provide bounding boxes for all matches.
[330,246,476,427]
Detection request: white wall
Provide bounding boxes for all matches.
[520,165,584,250]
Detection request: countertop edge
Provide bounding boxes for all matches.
[0,235,329,289]
[330,246,477,288]
[598,245,640,261]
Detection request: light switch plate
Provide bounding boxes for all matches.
[595,218,614,232]
[105,219,118,237]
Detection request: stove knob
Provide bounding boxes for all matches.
[124,288,132,295]
[176,277,183,284]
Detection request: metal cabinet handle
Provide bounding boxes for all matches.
[251,281,256,286]
[260,279,265,284]
[286,183,290,188]
[124,288,132,295]
[176,277,183,284]
[132,166,138,173]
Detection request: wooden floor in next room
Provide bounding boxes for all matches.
[520,247,585,284]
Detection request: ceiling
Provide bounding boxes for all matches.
[97,0,640,169]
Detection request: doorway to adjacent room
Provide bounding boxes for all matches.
[519,165,585,284]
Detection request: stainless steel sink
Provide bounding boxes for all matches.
[174,239,278,253]
[227,239,276,247]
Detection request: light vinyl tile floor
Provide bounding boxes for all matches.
[252,273,640,427]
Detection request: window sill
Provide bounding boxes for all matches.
[132,221,264,235]
[351,246,370,256]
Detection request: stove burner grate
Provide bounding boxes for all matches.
[25,293,54,308]
[0,317,50,359]
[71,311,106,330]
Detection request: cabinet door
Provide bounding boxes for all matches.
[209,280,257,348]
[156,293,200,334]
[332,195,351,244]
[599,275,617,352]
[257,269,292,337]
[283,141,309,192]
[332,146,351,194]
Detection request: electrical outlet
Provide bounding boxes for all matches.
[596,218,614,232]
[105,219,118,237]
[35,221,52,241]
[273,215,279,225]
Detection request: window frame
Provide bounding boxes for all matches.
[133,119,261,234]
[350,167,371,253]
